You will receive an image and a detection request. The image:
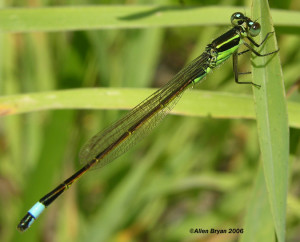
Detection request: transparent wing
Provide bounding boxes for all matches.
[79,52,210,169]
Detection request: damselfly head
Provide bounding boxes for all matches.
[231,12,261,37]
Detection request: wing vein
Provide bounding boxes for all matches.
[79,52,210,169]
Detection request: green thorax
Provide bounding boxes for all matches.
[193,26,243,84]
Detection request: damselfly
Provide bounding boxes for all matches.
[17,12,278,232]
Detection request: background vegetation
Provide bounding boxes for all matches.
[0,0,299,242]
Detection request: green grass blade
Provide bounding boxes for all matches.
[1,88,300,128]
[0,6,300,32]
[0,88,254,117]
[252,1,289,241]
[241,166,275,242]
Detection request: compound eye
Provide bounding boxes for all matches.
[231,12,245,26]
[249,22,261,36]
